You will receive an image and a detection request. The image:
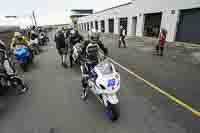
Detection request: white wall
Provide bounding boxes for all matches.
[78,0,200,42]
[136,14,145,37]
[161,10,180,42]
[104,19,109,33]
[114,17,120,34]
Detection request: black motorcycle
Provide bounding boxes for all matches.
[0,72,27,95]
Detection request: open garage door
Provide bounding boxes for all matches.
[108,19,114,33]
[87,23,90,31]
[120,17,128,33]
[176,8,200,44]
[95,21,98,30]
[144,13,162,37]
[101,20,105,32]
[90,22,94,29]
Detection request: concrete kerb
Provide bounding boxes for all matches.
[80,31,200,50]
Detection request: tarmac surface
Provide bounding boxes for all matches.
[0,31,199,133]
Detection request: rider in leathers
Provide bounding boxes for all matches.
[0,40,27,93]
[80,29,108,100]
[68,29,84,68]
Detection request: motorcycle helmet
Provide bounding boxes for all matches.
[90,28,99,43]
[32,26,36,30]
[38,28,42,33]
[70,29,77,38]
[57,27,62,33]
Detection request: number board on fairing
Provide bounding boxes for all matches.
[107,79,115,87]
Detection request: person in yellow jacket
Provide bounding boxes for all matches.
[10,32,30,49]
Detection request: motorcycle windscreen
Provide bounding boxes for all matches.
[95,61,114,75]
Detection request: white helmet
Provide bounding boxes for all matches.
[90,28,99,42]
[14,32,21,37]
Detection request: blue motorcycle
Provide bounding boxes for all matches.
[15,46,31,72]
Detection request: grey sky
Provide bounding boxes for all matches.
[0,0,130,26]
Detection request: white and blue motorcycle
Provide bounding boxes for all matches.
[86,59,120,121]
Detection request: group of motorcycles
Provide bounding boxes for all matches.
[70,37,121,122]
[0,30,49,95]
[16,32,49,72]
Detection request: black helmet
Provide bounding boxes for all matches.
[32,26,36,30]
[70,29,77,38]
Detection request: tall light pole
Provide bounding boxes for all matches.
[32,11,37,27]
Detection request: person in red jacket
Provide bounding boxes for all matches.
[156,28,167,56]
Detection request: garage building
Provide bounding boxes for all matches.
[78,0,200,44]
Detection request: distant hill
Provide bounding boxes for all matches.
[0,26,20,32]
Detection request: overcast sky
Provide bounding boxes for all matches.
[0,0,130,26]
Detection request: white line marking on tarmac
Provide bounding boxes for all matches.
[103,54,200,118]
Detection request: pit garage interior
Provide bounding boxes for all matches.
[100,20,105,32]
[95,21,98,30]
[144,13,162,37]
[176,8,200,44]
[119,17,128,34]
[90,22,94,29]
[108,19,114,33]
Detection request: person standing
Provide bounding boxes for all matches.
[156,28,167,56]
[118,25,127,48]
[54,28,68,67]
[68,29,84,68]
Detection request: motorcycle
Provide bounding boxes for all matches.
[0,73,27,95]
[45,35,49,43]
[15,45,32,72]
[39,33,47,46]
[30,38,40,55]
[0,53,27,94]
[85,59,120,121]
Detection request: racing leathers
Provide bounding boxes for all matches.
[81,40,108,100]
[55,30,67,66]
[0,40,27,93]
[0,40,14,76]
[68,33,84,67]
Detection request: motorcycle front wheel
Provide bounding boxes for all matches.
[106,102,120,122]
[11,77,27,94]
[0,76,8,95]
[21,63,28,72]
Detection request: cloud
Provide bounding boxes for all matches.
[0,0,131,26]
[37,11,70,26]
